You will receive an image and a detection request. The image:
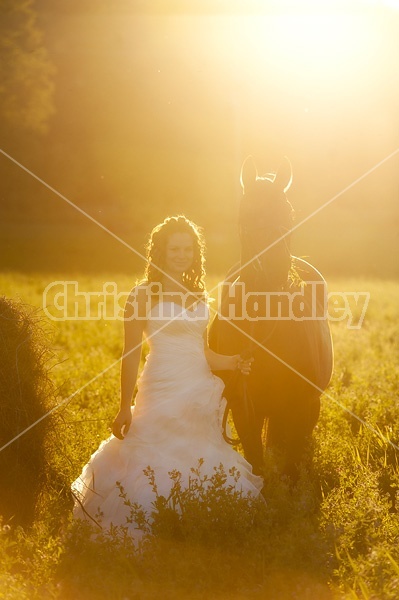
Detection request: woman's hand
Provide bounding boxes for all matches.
[112,407,132,440]
[231,355,254,375]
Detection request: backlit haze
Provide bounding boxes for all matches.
[1,0,398,276]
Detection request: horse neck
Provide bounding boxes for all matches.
[240,249,292,292]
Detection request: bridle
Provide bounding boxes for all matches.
[221,214,293,446]
[221,249,282,446]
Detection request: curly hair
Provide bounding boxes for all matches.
[143,215,206,293]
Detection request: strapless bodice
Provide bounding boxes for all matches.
[144,301,209,357]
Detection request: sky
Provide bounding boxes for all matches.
[3,0,399,275]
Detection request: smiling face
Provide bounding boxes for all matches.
[164,232,195,280]
[145,215,206,293]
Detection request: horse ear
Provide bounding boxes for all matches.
[274,156,293,193]
[240,156,258,192]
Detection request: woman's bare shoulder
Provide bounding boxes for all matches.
[124,281,162,319]
[124,282,149,320]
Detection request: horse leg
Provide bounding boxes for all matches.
[267,392,320,479]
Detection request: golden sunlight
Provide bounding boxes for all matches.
[236,10,370,83]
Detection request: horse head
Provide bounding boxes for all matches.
[239,156,294,291]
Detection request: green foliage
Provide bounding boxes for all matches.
[116,460,265,546]
[0,273,399,598]
[0,0,55,134]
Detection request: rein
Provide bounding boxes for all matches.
[221,293,278,446]
[221,326,277,445]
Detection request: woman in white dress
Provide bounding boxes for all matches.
[72,215,264,537]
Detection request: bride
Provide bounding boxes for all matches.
[72,215,264,536]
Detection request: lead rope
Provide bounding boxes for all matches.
[222,370,241,444]
[221,229,291,446]
[221,319,278,445]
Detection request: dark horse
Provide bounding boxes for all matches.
[209,157,333,478]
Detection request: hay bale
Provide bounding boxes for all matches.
[0,295,58,526]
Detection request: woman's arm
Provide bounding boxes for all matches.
[203,332,253,374]
[112,288,146,440]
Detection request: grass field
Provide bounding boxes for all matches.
[1,272,399,599]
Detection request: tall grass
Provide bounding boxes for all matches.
[0,272,398,599]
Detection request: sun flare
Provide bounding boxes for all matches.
[235,9,372,83]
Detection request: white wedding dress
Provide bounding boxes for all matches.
[72,301,263,535]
